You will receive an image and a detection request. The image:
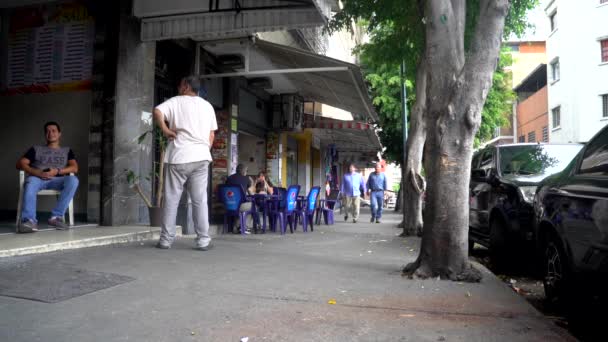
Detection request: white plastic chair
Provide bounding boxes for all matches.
[16,171,74,227]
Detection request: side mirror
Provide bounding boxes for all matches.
[471,169,487,181]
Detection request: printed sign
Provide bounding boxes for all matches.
[4,2,95,95]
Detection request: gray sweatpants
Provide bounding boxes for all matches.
[160,161,210,247]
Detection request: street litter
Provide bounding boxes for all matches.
[328,299,337,305]
[367,250,373,253]
[369,240,388,243]
[399,314,416,318]
[466,291,472,298]
[241,337,249,342]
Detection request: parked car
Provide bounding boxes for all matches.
[534,125,608,306]
[468,143,583,263]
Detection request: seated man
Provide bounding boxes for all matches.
[254,171,274,195]
[226,164,254,233]
[16,121,79,232]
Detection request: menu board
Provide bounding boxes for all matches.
[4,2,94,95]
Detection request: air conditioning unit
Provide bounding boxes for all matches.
[272,94,304,131]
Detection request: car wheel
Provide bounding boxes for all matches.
[543,232,569,305]
[489,217,508,270]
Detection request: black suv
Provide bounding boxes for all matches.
[534,125,608,306]
[469,143,583,262]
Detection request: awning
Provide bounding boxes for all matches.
[200,38,378,122]
[135,0,336,41]
[303,113,382,155]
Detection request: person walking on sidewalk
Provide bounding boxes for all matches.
[366,163,387,223]
[340,164,366,223]
[16,121,79,232]
[154,76,217,251]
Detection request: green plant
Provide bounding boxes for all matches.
[125,126,168,208]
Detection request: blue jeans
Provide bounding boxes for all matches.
[21,175,79,222]
[370,191,384,219]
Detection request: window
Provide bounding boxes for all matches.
[509,44,520,52]
[550,59,560,82]
[528,131,536,143]
[480,149,494,168]
[578,129,608,176]
[472,153,481,169]
[552,106,561,128]
[602,39,608,63]
[518,135,525,142]
[603,94,608,118]
[542,126,549,142]
[549,11,557,31]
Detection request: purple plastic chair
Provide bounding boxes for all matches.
[316,189,340,225]
[295,186,320,232]
[217,184,258,235]
[267,185,300,234]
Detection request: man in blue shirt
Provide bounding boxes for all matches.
[366,163,387,223]
[340,164,366,223]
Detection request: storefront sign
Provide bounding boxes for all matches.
[4,2,95,95]
[231,118,238,132]
[231,104,238,117]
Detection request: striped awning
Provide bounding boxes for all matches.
[134,0,336,42]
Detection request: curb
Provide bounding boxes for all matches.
[0,228,166,258]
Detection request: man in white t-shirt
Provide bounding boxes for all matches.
[153,76,218,251]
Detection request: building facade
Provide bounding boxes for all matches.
[514,64,549,143]
[0,0,381,230]
[545,0,608,143]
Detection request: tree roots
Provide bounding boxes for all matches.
[402,260,482,282]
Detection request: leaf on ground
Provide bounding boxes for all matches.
[327,299,337,305]
[399,314,416,318]
[466,291,472,298]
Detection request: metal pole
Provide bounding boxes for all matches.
[400,60,408,220]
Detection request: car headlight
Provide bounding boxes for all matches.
[518,186,537,204]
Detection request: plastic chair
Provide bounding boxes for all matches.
[217,184,258,235]
[295,186,320,232]
[315,189,340,225]
[267,185,300,234]
[16,171,75,228]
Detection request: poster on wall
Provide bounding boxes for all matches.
[230,133,238,175]
[3,2,95,95]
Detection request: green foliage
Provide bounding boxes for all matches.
[329,0,536,161]
[475,48,516,147]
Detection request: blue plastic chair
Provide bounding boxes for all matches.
[217,184,258,235]
[295,186,320,232]
[267,185,300,234]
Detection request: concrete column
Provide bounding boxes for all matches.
[109,2,155,225]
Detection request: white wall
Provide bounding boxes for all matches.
[0,91,90,218]
[546,0,608,143]
[238,132,266,176]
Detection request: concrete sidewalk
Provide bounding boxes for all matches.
[0,209,574,341]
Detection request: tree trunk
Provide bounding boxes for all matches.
[400,56,428,237]
[403,0,509,281]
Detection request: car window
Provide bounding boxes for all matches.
[480,149,493,169]
[578,130,608,177]
[471,153,481,169]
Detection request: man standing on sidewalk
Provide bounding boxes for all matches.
[154,76,217,251]
[366,163,387,223]
[340,164,366,223]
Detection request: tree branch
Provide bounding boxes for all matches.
[460,0,510,132]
